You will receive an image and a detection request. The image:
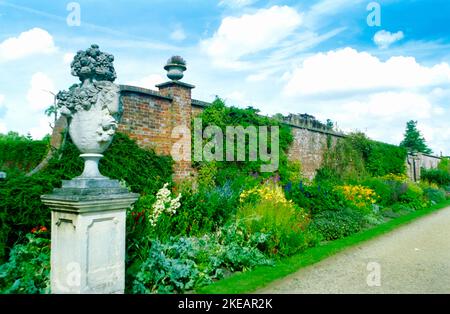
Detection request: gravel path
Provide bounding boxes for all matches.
[257,206,450,294]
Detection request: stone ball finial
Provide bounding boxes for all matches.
[164,55,187,81]
[70,44,117,83]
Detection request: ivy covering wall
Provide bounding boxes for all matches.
[193,98,294,183]
[319,132,407,181]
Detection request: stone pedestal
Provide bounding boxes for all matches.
[41,178,138,294]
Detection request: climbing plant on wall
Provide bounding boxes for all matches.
[192,97,294,183]
[319,132,407,181]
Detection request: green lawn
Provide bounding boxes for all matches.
[196,199,450,294]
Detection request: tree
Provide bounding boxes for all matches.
[326,119,334,130]
[43,90,58,129]
[400,120,432,154]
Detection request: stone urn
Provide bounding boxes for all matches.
[164,55,187,81]
[56,44,122,179]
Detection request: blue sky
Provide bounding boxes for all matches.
[0,0,449,155]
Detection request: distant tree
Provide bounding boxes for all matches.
[271,113,285,122]
[400,120,432,154]
[0,131,29,141]
[326,119,334,130]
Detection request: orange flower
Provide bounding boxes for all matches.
[39,226,48,232]
[31,227,38,233]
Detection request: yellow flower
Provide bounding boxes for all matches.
[336,184,378,209]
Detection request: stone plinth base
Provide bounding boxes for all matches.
[41,178,138,294]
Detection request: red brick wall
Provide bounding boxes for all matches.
[119,84,201,182]
[118,84,346,182]
[118,88,173,156]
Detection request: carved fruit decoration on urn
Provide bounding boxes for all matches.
[56,44,122,179]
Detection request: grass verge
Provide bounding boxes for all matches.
[196,199,450,294]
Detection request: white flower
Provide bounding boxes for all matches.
[148,183,182,227]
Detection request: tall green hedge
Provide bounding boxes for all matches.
[0,132,173,261]
[0,133,49,173]
[319,132,407,181]
[364,141,407,176]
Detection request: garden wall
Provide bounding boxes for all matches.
[286,126,344,179]
[118,83,209,181]
[118,81,345,181]
[420,153,441,169]
[406,153,442,181]
[119,79,444,182]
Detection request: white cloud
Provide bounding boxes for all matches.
[283,47,450,96]
[276,47,450,154]
[246,71,272,82]
[26,72,56,111]
[63,52,75,64]
[201,5,302,69]
[29,116,52,140]
[0,95,5,132]
[266,27,346,64]
[170,24,186,41]
[219,0,256,8]
[374,30,404,49]
[226,91,246,102]
[331,92,433,121]
[0,28,57,62]
[0,122,6,134]
[127,74,165,90]
[366,92,432,119]
[0,87,53,139]
[304,92,438,151]
[427,125,450,156]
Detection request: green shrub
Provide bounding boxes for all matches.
[238,184,313,256]
[197,162,218,189]
[388,203,415,213]
[421,168,450,187]
[128,181,240,249]
[309,208,366,241]
[126,182,181,267]
[0,132,49,173]
[377,174,426,209]
[334,184,379,215]
[165,182,239,238]
[364,141,407,177]
[422,187,446,204]
[0,132,173,260]
[0,209,9,263]
[130,224,272,294]
[0,173,59,261]
[126,196,154,268]
[279,160,302,185]
[319,132,407,182]
[361,177,395,206]
[287,181,350,214]
[0,229,50,294]
[438,157,450,173]
[125,178,248,286]
[398,183,424,209]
